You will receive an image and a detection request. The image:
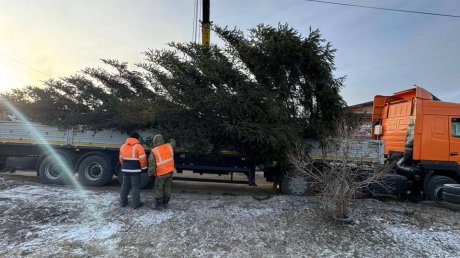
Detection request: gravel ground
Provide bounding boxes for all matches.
[1,175,460,258]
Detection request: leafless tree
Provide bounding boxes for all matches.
[288,119,393,221]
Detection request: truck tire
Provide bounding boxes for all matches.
[443,184,460,195]
[38,154,73,185]
[78,154,113,187]
[116,166,152,189]
[426,175,456,202]
[280,173,312,196]
[442,192,460,205]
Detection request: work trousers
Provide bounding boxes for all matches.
[154,172,173,199]
[120,172,141,207]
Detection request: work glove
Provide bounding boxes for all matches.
[141,168,148,174]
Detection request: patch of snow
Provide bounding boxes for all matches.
[2,178,460,257]
[37,222,121,242]
[384,224,460,257]
[0,184,81,204]
[0,239,7,250]
[133,210,175,226]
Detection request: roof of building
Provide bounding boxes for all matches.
[347,101,373,109]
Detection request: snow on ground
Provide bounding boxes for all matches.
[1,176,460,257]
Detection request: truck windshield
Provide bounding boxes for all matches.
[452,118,460,137]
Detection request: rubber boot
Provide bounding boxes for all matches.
[163,197,170,209]
[154,198,163,210]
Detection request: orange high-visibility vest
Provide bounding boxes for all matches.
[119,138,147,173]
[151,143,175,176]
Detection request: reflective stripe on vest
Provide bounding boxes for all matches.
[152,143,175,176]
[121,143,142,173]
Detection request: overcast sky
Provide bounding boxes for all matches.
[0,0,459,105]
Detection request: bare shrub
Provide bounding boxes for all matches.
[288,119,393,221]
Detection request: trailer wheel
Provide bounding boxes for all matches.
[78,154,113,187]
[426,175,456,202]
[38,154,73,185]
[280,173,312,196]
[116,166,153,189]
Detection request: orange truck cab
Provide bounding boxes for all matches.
[372,86,460,201]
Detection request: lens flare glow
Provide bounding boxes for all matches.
[0,96,119,255]
[0,61,14,88]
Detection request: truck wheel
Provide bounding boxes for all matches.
[38,154,73,185]
[78,154,113,187]
[426,175,456,202]
[444,184,460,195]
[280,173,312,196]
[442,192,460,205]
[116,166,153,189]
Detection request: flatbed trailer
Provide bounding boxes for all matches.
[0,121,256,188]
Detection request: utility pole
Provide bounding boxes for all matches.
[202,0,210,46]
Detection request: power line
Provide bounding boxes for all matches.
[304,0,460,19]
[0,51,51,77]
[192,0,199,43]
[197,1,203,42]
[192,0,196,42]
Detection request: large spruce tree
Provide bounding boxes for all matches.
[2,24,345,163]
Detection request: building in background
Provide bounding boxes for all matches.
[347,101,373,139]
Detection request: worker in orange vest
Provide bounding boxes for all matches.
[119,132,148,209]
[148,134,175,210]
